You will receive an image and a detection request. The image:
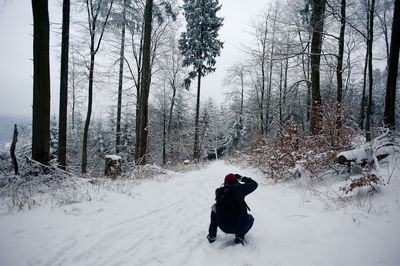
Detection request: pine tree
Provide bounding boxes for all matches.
[179,0,223,162]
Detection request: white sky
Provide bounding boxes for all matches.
[0,0,271,117]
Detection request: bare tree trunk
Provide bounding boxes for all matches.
[10,125,19,175]
[306,42,311,122]
[134,33,144,162]
[137,0,153,165]
[71,59,76,130]
[58,0,70,170]
[116,0,127,154]
[336,0,346,129]
[360,45,368,129]
[266,11,277,134]
[162,83,168,165]
[81,52,95,173]
[167,86,176,135]
[239,70,244,128]
[279,61,283,131]
[193,67,202,161]
[366,0,375,142]
[310,0,326,135]
[384,0,400,128]
[81,0,113,173]
[31,0,51,165]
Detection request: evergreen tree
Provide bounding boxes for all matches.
[179,0,223,161]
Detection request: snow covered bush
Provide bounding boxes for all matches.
[339,165,382,194]
[240,101,355,181]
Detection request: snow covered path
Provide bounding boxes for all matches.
[1,160,399,266]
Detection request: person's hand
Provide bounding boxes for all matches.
[235,174,242,182]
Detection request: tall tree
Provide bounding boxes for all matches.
[383,0,400,128]
[81,0,114,173]
[266,8,278,134]
[179,0,224,161]
[116,0,127,154]
[310,0,326,134]
[365,0,375,142]
[31,0,51,165]
[58,0,71,170]
[136,0,153,164]
[336,0,346,128]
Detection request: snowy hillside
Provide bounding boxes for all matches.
[1,160,399,266]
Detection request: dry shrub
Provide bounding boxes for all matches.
[339,164,383,194]
[248,100,355,181]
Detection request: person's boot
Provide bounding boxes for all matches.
[207,234,216,243]
[234,236,244,245]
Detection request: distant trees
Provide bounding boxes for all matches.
[23,0,398,174]
[179,0,224,161]
[31,0,51,165]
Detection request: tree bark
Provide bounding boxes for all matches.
[365,0,375,142]
[32,0,51,165]
[81,0,113,173]
[360,42,368,129]
[383,0,400,128]
[310,0,326,135]
[10,124,19,175]
[81,51,95,173]
[336,0,346,129]
[193,67,202,162]
[162,84,167,166]
[266,12,276,134]
[116,0,127,154]
[279,61,283,130]
[58,0,70,170]
[137,0,153,165]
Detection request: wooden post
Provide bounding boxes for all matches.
[10,124,19,175]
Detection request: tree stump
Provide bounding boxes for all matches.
[105,155,122,179]
[10,124,19,175]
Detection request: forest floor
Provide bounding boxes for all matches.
[0,159,399,266]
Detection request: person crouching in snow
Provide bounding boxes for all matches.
[207,173,258,245]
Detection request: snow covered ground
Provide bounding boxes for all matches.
[1,160,399,266]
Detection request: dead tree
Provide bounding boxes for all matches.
[10,124,19,175]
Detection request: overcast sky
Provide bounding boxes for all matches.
[0,0,271,117]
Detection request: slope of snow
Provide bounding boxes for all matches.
[0,160,399,266]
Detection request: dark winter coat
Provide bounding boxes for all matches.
[215,177,258,234]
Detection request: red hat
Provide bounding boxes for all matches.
[224,173,238,185]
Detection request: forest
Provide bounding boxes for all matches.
[0,0,400,264]
[0,0,399,200]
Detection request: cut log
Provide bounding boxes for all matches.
[336,148,370,166]
[105,155,122,179]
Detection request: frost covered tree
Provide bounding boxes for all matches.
[179,0,223,161]
[81,0,114,173]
